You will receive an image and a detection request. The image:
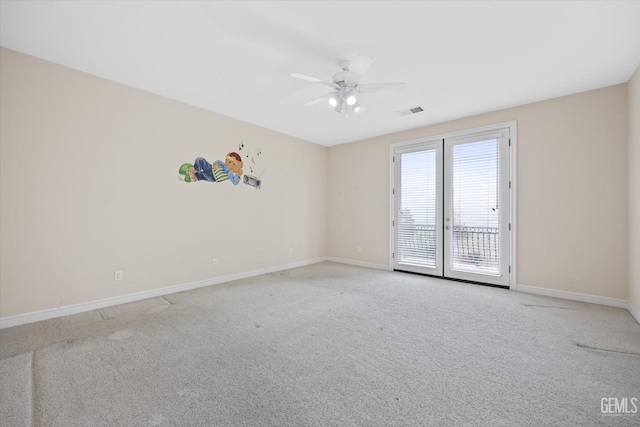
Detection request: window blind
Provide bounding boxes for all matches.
[397,148,438,268]
[449,138,501,276]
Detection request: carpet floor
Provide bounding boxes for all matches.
[1,262,639,426]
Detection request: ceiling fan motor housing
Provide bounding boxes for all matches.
[332,70,358,87]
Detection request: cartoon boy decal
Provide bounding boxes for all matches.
[179,152,243,185]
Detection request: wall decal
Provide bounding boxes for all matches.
[179,152,243,185]
[243,169,264,189]
[178,141,265,189]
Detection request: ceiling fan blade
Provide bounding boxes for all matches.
[357,83,406,93]
[291,73,337,89]
[350,55,374,77]
[291,72,324,83]
[344,55,374,83]
[303,92,337,106]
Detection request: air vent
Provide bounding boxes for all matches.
[397,106,424,117]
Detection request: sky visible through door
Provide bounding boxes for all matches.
[400,139,499,229]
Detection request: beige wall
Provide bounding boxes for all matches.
[329,84,629,299]
[0,48,328,317]
[0,45,634,319]
[629,65,640,312]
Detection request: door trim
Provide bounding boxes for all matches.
[389,121,518,290]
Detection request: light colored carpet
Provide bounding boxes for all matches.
[1,262,639,426]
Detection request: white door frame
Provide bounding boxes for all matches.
[389,121,518,290]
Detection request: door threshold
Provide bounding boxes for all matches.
[393,269,509,290]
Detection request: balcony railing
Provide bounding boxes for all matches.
[451,225,499,266]
[397,224,500,273]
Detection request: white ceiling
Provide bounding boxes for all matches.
[1,1,639,146]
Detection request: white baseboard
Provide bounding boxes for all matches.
[325,257,391,271]
[628,301,640,325]
[0,257,328,329]
[517,284,629,309]
[4,260,637,329]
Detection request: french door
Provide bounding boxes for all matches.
[393,127,511,287]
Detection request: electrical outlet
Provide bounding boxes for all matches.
[213,258,218,266]
[114,271,123,281]
[289,248,294,255]
[357,246,362,253]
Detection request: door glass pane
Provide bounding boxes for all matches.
[397,149,437,268]
[450,139,500,275]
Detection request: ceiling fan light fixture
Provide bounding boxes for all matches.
[346,93,357,106]
[353,102,362,113]
[328,93,339,107]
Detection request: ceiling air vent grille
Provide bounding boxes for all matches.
[397,106,424,117]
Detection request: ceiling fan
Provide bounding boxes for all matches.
[291,55,406,115]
